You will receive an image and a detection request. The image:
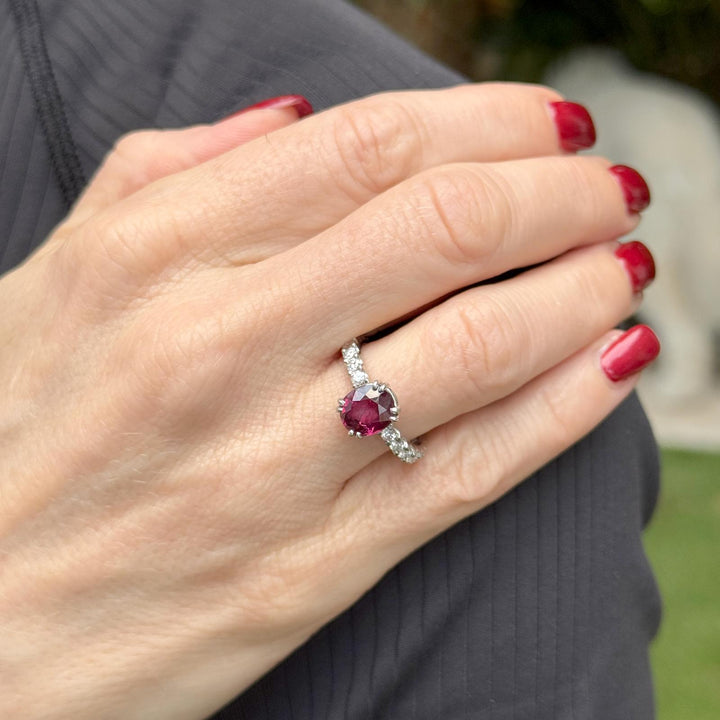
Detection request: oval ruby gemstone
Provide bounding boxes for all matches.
[340,384,396,436]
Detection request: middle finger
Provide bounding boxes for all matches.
[266,153,646,349]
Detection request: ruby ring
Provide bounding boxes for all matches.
[337,339,423,463]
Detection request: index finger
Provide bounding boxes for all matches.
[120,83,595,265]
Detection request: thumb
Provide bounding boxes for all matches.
[60,95,313,234]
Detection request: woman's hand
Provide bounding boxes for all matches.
[0,84,658,720]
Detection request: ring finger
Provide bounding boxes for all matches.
[335,324,659,566]
[321,238,653,473]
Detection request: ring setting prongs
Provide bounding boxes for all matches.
[337,339,422,463]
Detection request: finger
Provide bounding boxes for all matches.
[274,154,646,346]
[114,83,591,264]
[320,240,651,475]
[340,326,660,555]
[59,97,311,234]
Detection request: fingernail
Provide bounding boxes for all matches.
[615,240,656,293]
[609,165,651,214]
[601,325,660,382]
[223,94,314,121]
[549,101,597,152]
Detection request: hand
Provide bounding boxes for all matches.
[0,84,658,720]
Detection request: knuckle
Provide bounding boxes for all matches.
[110,129,160,163]
[65,193,211,302]
[431,425,507,508]
[410,166,515,267]
[106,129,188,191]
[223,525,353,631]
[535,381,575,442]
[143,305,239,385]
[117,304,249,424]
[233,554,326,630]
[563,252,613,319]
[66,208,167,300]
[410,168,488,266]
[327,98,425,197]
[423,297,522,404]
[449,304,498,395]
[563,157,610,227]
[60,211,144,305]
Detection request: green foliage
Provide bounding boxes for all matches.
[645,449,720,719]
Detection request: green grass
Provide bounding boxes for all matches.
[645,449,720,719]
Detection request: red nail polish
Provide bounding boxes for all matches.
[549,101,597,152]
[224,94,313,120]
[615,241,656,293]
[601,325,660,382]
[609,165,651,214]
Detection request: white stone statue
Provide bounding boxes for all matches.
[546,48,720,406]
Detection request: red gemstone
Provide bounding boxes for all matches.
[340,384,396,437]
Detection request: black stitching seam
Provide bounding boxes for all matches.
[9,0,86,210]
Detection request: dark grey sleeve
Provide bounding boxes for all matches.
[0,1,661,718]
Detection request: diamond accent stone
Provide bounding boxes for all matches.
[380,425,422,462]
[380,426,401,442]
[350,370,369,386]
[342,344,359,360]
[342,340,370,387]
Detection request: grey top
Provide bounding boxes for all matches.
[0,1,661,718]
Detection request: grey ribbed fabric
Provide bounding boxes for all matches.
[0,1,661,718]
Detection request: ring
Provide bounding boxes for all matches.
[337,339,423,464]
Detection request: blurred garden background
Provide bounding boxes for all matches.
[352,1,720,717]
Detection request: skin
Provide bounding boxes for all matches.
[0,84,651,720]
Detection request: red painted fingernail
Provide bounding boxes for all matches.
[601,325,660,382]
[609,165,651,213]
[549,101,597,152]
[223,94,313,121]
[615,240,656,293]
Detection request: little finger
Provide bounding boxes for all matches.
[340,325,660,550]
